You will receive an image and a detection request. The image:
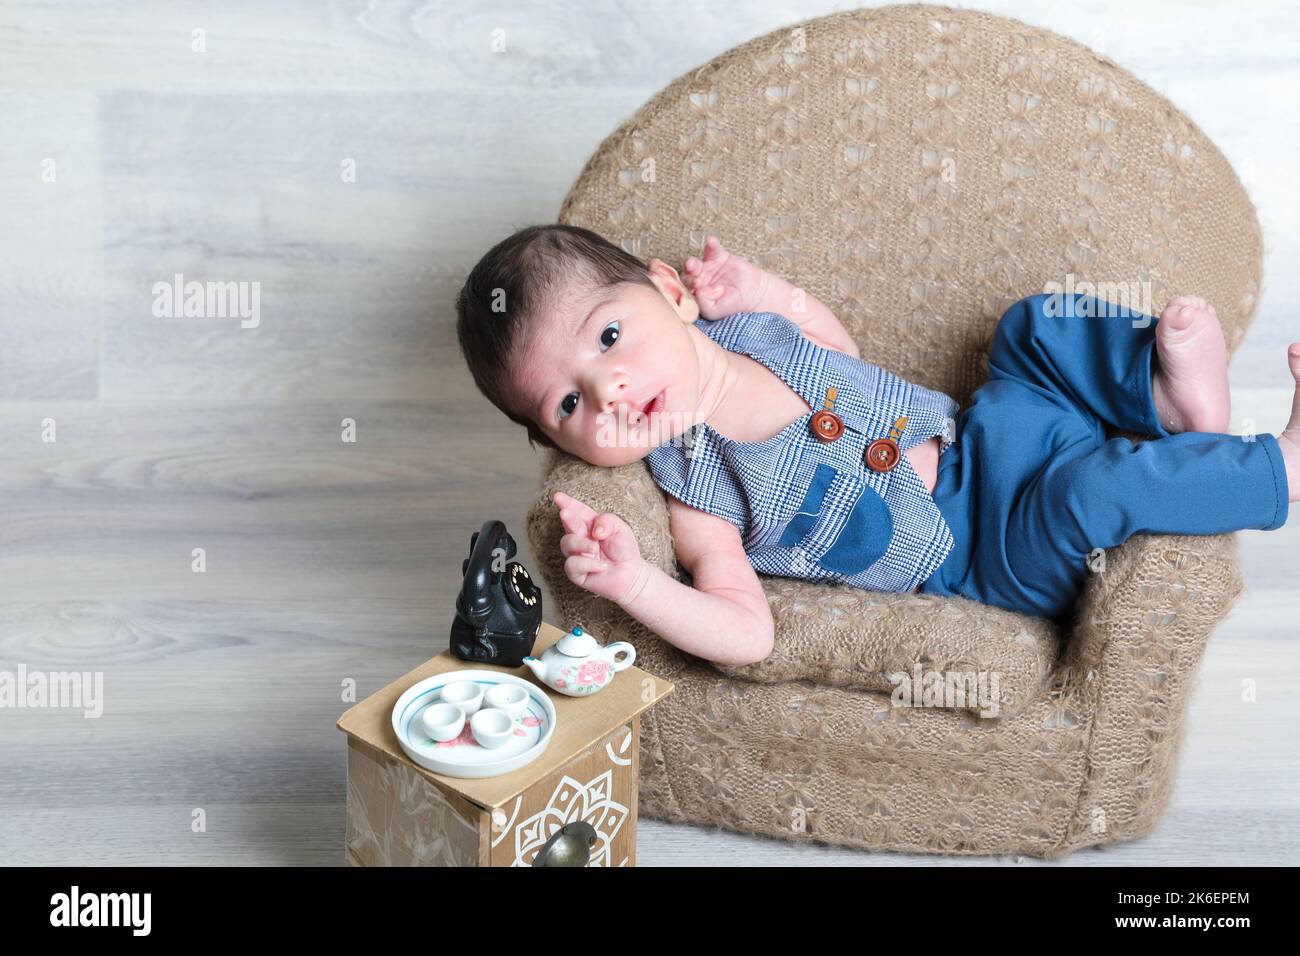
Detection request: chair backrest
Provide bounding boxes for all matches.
[558,4,1262,408]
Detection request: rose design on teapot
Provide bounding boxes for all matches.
[523,626,636,697]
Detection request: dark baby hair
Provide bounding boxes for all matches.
[455,223,657,452]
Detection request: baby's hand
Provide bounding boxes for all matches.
[552,490,648,606]
[682,235,767,320]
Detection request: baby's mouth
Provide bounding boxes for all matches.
[639,390,665,421]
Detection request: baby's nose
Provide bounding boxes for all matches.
[598,378,631,413]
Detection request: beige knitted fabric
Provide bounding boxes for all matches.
[525,3,1259,857]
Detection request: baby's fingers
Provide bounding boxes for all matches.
[590,513,640,562]
[552,490,598,533]
[560,531,599,558]
[589,512,625,541]
[555,506,582,536]
[564,553,608,580]
[683,263,715,291]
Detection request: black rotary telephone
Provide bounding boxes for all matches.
[450,520,543,667]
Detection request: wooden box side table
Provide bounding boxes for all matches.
[337,622,673,866]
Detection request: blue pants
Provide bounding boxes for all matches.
[919,292,1290,621]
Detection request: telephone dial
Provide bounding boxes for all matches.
[450,519,543,667]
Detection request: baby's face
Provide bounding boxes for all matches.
[512,259,707,467]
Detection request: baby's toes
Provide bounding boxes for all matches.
[1164,294,1203,316]
[1161,296,1209,331]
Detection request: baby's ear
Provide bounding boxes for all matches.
[647,259,698,321]
[646,257,681,284]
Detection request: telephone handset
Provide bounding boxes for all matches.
[450,520,543,667]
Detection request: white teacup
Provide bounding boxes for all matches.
[420,703,465,742]
[470,708,514,749]
[484,684,528,720]
[440,681,484,716]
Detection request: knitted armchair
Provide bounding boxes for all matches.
[525,4,1259,857]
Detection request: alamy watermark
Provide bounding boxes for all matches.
[595,406,703,456]
[1041,273,1156,327]
[50,886,150,936]
[152,273,260,328]
[890,664,1002,718]
[0,665,103,718]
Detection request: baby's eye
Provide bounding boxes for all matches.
[598,320,620,351]
[558,392,579,420]
[556,321,620,421]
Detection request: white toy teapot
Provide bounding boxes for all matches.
[522,626,636,697]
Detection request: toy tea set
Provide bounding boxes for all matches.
[392,519,636,780]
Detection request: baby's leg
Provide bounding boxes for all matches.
[1005,426,1289,616]
[993,291,1297,500]
[989,291,1231,439]
[989,292,1171,437]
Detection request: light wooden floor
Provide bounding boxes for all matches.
[0,0,1296,866]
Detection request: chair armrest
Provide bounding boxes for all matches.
[1055,531,1245,848]
[1065,532,1245,675]
[525,453,692,682]
[712,577,1060,718]
[1063,531,1244,726]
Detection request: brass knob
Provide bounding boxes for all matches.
[533,821,598,867]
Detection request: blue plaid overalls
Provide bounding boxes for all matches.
[645,311,960,594]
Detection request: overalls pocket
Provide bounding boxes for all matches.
[777,463,838,547]
[820,480,893,574]
[777,464,894,575]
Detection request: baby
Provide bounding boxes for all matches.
[457,224,1299,667]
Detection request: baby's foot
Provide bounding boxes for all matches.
[1150,295,1231,433]
[1278,342,1300,503]
[681,235,766,320]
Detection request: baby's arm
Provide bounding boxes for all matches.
[751,269,862,358]
[553,490,774,667]
[683,236,861,359]
[617,498,775,666]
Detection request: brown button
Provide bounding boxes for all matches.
[865,437,901,472]
[810,410,844,442]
